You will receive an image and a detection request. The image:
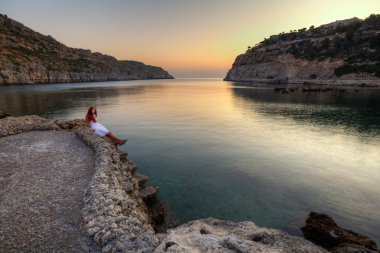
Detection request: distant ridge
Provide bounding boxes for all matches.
[225,14,380,85]
[0,14,174,84]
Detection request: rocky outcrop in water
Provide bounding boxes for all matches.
[0,14,173,84]
[225,14,380,86]
[302,212,379,253]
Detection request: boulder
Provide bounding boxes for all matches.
[133,172,149,188]
[154,218,329,253]
[139,186,159,201]
[0,115,60,137]
[54,119,85,129]
[331,243,379,253]
[302,212,379,252]
[0,110,12,119]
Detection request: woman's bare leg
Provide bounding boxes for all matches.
[106,132,127,144]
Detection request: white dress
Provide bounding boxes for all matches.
[90,120,110,137]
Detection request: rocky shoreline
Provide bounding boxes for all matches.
[224,16,380,87]
[225,77,380,87]
[0,112,378,252]
[0,14,174,85]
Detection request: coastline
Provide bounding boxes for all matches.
[0,76,175,86]
[224,78,380,87]
[1,114,378,252]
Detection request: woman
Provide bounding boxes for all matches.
[85,106,127,145]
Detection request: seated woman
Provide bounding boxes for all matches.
[85,106,127,145]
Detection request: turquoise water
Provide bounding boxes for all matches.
[1,79,380,243]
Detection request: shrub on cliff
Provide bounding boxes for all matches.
[364,14,380,28]
[334,63,380,77]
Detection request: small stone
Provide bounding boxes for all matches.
[115,240,125,251]
[88,226,101,236]
[101,243,113,253]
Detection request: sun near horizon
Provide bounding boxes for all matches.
[1,0,379,78]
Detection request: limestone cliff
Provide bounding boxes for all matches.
[225,14,380,85]
[0,14,173,84]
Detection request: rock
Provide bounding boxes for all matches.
[0,115,60,137]
[139,186,159,201]
[154,218,329,253]
[54,119,85,129]
[146,199,165,232]
[133,172,149,188]
[0,110,12,119]
[274,87,286,92]
[331,243,379,253]
[118,150,128,162]
[301,212,379,252]
[127,161,138,173]
[75,126,159,252]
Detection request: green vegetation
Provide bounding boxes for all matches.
[263,14,380,77]
[258,14,380,49]
[0,14,171,81]
[334,63,380,77]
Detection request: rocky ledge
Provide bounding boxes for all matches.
[0,113,378,253]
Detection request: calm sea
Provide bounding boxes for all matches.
[1,78,379,243]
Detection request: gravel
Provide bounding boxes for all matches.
[0,130,101,253]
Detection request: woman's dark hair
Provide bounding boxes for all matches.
[86,106,97,122]
[87,106,97,117]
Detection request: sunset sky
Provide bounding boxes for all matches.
[1,0,379,77]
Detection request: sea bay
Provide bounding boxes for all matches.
[1,78,379,243]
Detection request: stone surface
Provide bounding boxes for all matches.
[55,118,86,130]
[140,186,159,201]
[0,115,60,137]
[76,127,160,253]
[154,218,329,253]
[134,172,150,188]
[331,243,379,253]
[0,130,100,253]
[302,212,379,252]
[0,110,11,119]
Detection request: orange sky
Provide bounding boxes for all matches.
[1,0,380,77]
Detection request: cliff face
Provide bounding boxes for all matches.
[225,15,380,85]
[0,14,173,84]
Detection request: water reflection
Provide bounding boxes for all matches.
[0,83,164,118]
[231,86,380,136]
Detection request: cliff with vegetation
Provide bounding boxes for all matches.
[0,14,173,84]
[225,14,380,85]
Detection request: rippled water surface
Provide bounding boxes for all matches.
[1,79,379,242]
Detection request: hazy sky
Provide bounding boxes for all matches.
[1,0,379,77]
